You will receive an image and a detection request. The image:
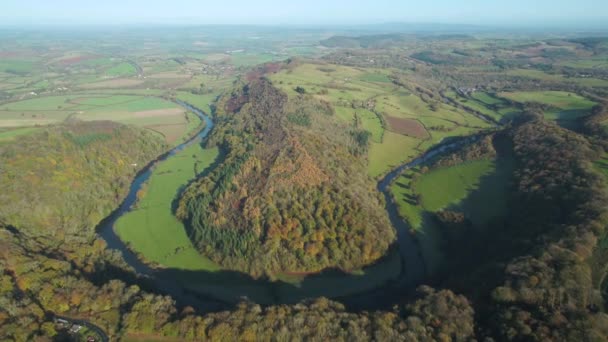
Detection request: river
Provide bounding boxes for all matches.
[98,101,481,311]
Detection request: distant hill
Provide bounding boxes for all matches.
[320,32,472,49]
[320,34,407,49]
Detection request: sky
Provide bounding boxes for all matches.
[1,0,607,28]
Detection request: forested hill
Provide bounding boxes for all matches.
[177,78,395,277]
[0,121,166,244]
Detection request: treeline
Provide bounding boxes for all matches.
[425,116,608,340]
[0,87,470,342]
[0,121,166,244]
[486,119,608,340]
[177,78,395,277]
[1,230,476,342]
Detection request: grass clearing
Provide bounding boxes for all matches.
[175,92,218,113]
[0,60,35,74]
[359,73,392,83]
[390,157,513,271]
[445,91,503,121]
[0,127,41,142]
[115,145,220,270]
[472,92,505,106]
[357,108,384,142]
[368,131,420,178]
[105,62,137,76]
[505,68,608,88]
[0,94,199,144]
[498,90,596,121]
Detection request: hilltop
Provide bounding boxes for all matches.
[177,78,395,277]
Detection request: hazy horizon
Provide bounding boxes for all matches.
[2,0,608,29]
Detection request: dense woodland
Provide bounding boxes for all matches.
[177,78,395,277]
[0,122,166,244]
[2,32,608,341]
[4,111,608,341]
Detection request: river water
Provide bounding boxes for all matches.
[97,101,480,311]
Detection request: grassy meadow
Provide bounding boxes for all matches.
[115,144,220,270]
[390,158,513,272]
[0,94,202,145]
[444,91,520,123]
[270,63,494,178]
[498,90,596,121]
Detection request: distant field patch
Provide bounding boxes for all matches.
[58,55,98,65]
[498,90,596,121]
[145,123,187,145]
[368,131,419,178]
[0,60,34,75]
[386,116,428,139]
[134,108,184,118]
[471,92,504,106]
[0,94,199,145]
[105,62,137,76]
[0,127,40,142]
[148,72,191,79]
[80,78,143,89]
[357,109,384,143]
[359,73,392,83]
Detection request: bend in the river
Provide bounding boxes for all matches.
[97,99,483,311]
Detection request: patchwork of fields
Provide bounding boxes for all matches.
[0,44,603,289]
[0,94,202,145]
[270,63,493,178]
[498,90,597,121]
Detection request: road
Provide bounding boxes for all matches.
[54,315,109,342]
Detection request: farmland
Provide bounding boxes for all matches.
[115,145,220,270]
[390,157,513,271]
[0,95,202,145]
[499,90,597,121]
[3,24,608,342]
[270,63,494,178]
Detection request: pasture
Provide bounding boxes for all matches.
[0,95,202,145]
[390,157,512,272]
[105,62,137,77]
[270,63,495,178]
[115,145,220,270]
[0,127,40,143]
[505,68,608,88]
[498,90,596,121]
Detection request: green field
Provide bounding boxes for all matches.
[368,131,420,178]
[115,144,220,270]
[359,73,392,83]
[472,92,505,106]
[270,63,494,178]
[105,62,137,76]
[445,91,522,123]
[0,94,200,145]
[391,158,512,271]
[230,52,277,67]
[498,90,596,121]
[175,91,218,113]
[0,127,40,142]
[357,108,384,142]
[504,69,608,88]
[0,60,35,74]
